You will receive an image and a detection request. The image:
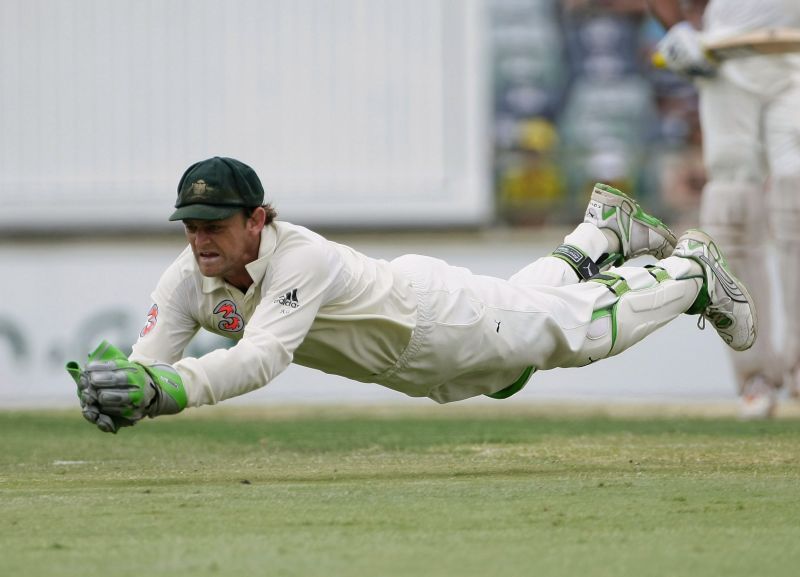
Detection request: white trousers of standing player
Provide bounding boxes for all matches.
[697,57,800,391]
[378,225,702,404]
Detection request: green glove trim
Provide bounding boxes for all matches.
[87,341,128,362]
[66,362,81,385]
[66,362,82,400]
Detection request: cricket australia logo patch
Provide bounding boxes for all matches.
[213,299,244,333]
[274,288,300,313]
[140,304,159,337]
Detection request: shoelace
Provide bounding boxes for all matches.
[696,296,734,330]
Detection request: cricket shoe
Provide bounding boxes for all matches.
[739,374,778,420]
[584,183,677,268]
[673,229,757,351]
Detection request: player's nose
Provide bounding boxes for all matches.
[194,230,213,245]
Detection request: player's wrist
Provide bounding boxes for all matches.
[142,363,188,416]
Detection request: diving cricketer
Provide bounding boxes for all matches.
[67,157,756,433]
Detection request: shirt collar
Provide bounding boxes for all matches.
[201,224,278,294]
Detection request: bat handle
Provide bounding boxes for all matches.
[650,50,717,71]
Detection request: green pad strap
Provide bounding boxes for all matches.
[645,265,671,283]
[597,252,623,270]
[588,272,630,296]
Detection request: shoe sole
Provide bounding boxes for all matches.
[591,184,677,259]
[680,229,758,351]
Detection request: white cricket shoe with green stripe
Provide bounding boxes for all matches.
[673,229,757,352]
[584,183,677,267]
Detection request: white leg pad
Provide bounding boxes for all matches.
[574,266,701,363]
[608,277,700,357]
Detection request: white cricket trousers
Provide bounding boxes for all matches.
[375,253,701,403]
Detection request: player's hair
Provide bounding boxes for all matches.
[244,204,277,225]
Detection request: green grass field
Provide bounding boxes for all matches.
[2,404,800,577]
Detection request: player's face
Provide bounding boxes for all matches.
[183,209,265,288]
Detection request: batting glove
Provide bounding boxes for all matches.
[656,21,717,77]
[66,341,187,434]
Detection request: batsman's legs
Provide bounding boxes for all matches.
[699,76,781,417]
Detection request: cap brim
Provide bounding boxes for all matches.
[168,204,243,221]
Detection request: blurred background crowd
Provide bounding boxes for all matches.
[491,0,703,229]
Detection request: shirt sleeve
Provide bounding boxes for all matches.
[173,242,345,406]
[129,259,200,366]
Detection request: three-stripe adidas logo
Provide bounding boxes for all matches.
[275,288,300,308]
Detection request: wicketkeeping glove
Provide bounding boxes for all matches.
[66,341,187,434]
[656,21,717,77]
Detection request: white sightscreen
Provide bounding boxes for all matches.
[0,0,490,230]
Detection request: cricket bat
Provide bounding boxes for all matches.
[652,27,800,68]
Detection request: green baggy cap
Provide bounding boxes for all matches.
[169,157,265,221]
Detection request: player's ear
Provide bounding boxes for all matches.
[246,206,267,230]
